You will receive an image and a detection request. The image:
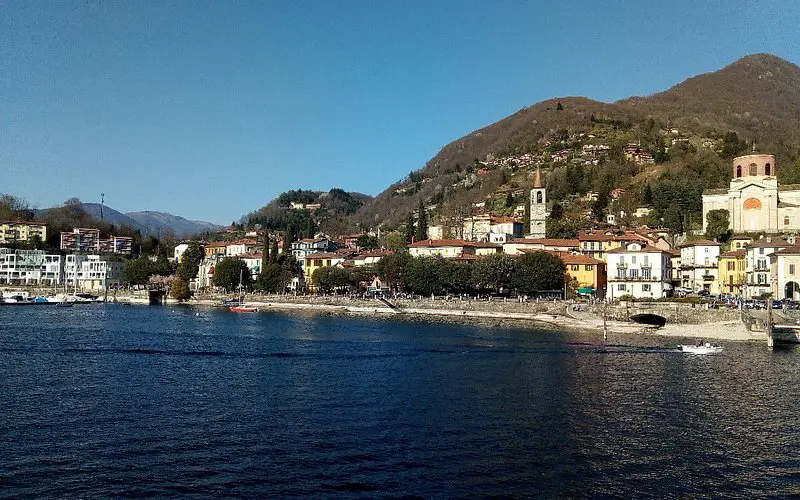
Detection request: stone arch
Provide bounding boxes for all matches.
[785,281,800,300]
[736,165,742,177]
[765,163,771,176]
[749,163,758,176]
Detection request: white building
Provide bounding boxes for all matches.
[65,254,124,292]
[0,249,62,286]
[174,243,189,264]
[488,218,524,244]
[744,238,789,298]
[702,153,800,233]
[606,242,672,300]
[677,239,722,294]
[225,239,259,257]
[769,246,800,300]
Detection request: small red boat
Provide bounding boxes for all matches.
[230,305,258,313]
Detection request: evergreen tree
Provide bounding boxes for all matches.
[305,217,316,239]
[523,196,531,234]
[404,212,415,244]
[643,183,653,205]
[415,199,428,242]
[284,223,296,251]
[269,239,278,264]
[505,191,514,208]
[261,234,269,275]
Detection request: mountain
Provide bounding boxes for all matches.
[350,53,800,228]
[79,203,222,237]
[125,211,222,237]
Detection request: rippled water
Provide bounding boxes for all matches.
[0,304,799,497]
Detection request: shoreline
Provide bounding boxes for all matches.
[119,294,766,343]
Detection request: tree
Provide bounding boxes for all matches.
[591,191,609,221]
[355,234,379,250]
[269,239,279,264]
[404,213,415,244]
[212,258,252,292]
[415,199,428,242]
[513,251,565,296]
[170,277,191,301]
[549,202,564,220]
[705,209,732,242]
[376,251,413,291]
[523,196,531,234]
[381,231,407,251]
[176,241,203,281]
[405,257,446,296]
[556,101,564,111]
[663,203,684,234]
[283,222,297,252]
[471,254,517,294]
[123,256,155,286]
[312,266,352,293]
[642,183,653,205]
[505,191,514,208]
[261,235,269,275]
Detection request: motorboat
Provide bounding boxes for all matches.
[678,342,723,354]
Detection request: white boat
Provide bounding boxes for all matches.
[678,342,723,354]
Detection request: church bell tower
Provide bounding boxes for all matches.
[529,167,546,239]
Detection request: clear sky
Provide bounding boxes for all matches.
[2,1,799,225]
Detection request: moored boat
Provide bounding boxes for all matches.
[230,305,258,313]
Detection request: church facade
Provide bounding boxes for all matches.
[702,154,800,233]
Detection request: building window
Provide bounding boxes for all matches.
[749,163,758,176]
[736,165,742,177]
[785,217,790,226]
[759,248,764,255]
[642,284,651,292]
[571,265,579,271]
[791,264,795,275]
[618,284,626,291]
[727,261,734,271]
[766,163,771,175]
[632,256,637,264]
[536,192,542,204]
[586,265,593,271]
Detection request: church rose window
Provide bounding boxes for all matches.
[743,198,762,210]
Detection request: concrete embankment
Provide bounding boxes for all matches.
[116,293,765,342]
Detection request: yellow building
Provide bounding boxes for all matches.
[0,221,47,245]
[557,252,607,297]
[303,252,346,290]
[204,242,227,257]
[727,235,753,251]
[718,249,746,296]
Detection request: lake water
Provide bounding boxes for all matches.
[0,304,799,498]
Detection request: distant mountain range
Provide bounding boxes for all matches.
[79,203,222,237]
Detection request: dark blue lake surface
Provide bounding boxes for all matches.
[1,304,799,498]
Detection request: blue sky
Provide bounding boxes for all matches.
[2,1,799,225]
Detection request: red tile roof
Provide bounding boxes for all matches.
[719,249,746,258]
[677,239,722,248]
[409,239,500,248]
[506,237,579,247]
